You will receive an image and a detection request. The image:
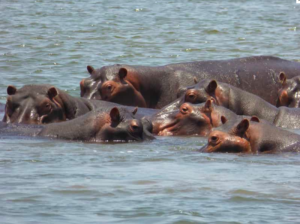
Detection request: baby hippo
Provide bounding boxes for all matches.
[200,117,300,154]
[0,107,154,142]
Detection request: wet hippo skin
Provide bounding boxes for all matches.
[80,56,300,108]
[2,84,158,125]
[200,117,300,154]
[0,107,154,142]
[184,79,300,129]
[149,100,236,136]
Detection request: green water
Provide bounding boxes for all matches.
[1,0,300,223]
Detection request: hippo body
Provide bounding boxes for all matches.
[0,107,154,142]
[81,56,300,108]
[184,79,300,129]
[201,118,300,154]
[3,84,158,125]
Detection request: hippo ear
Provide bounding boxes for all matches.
[110,107,121,123]
[132,107,138,115]
[7,85,17,95]
[221,116,227,124]
[87,65,94,75]
[236,119,249,135]
[279,72,286,85]
[206,80,218,94]
[204,99,213,111]
[250,116,260,123]
[193,77,198,84]
[118,68,127,80]
[47,87,58,99]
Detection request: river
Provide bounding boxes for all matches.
[0,0,300,223]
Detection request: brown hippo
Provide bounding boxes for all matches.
[3,84,158,125]
[276,73,300,108]
[80,56,300,108]
[184,79,300,129]
[0,107,154,142]
[149,100,235,136]
[200,117,300,154]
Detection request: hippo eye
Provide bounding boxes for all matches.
[107,85,112,91]
[210,136,219,144]
[39,103,52,115]
[211,136,218,141]
[188,94,195,99]
[45,104,51,110]
[181,106,189,114]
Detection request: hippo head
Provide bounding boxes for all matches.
[80,65,113,100]
[96,107,154,142]
[3,85,66,124]
[184,79,229,107]
[152,100,227,136]
[276,72,300,108]
[176,77,199,98]
[80,65,146,107]
[200,117,260,153]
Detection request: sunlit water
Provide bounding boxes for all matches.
[1,0,300,223]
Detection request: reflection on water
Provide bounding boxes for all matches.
[1,0,300,223]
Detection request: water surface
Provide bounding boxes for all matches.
[1,0,300,223]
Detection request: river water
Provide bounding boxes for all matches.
[1,0,300,223]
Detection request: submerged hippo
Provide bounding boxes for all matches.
[276,73,300,108]
[80,56,300,108]
[3,84,157,125]
[184,79,300,129]
[149,100,235,136]
[0,107,154,142]
[200,117,300,154]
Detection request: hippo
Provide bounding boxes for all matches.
[276,73,300,108]
[149,100,235,136]
[80,56,300,108]
[3,84,158,125]
[200,117,300,154]
[184,79,300,129]
[0,107,154,142]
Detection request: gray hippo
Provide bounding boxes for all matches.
[80,56,300,108]
[184,79,300,129]
[3,84,157,124]
[0,107,154,142]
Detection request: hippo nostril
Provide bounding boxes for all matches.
[131,125,139,131]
